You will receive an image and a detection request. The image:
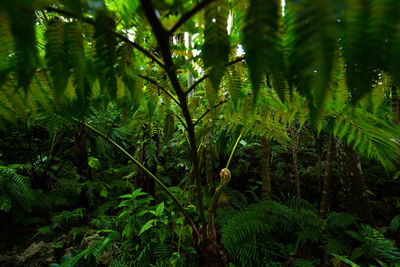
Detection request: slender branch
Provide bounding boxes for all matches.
[174,113,188,130]
[226,129,244,169]
[139,0,207,238]
[185,56,246,95]
[168,0,215,35]
[138,74,180,106]
[193,100,227,127]
[43,7,165,68]
[74,118,198,236]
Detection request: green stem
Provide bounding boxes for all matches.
[226,129,244,169]
[74,118,199,237]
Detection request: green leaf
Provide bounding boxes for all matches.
[158,226,168,243]
[156,201,164,217]
[119,194,133,199]
[100,187,108,198]
[88,156,101,169]
[202,0,230,91]
[350,247,363,260]
[131,188,147,199]
[390,215,400,233]
[139,219,157,235]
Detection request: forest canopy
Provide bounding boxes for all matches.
[0,0,400,266]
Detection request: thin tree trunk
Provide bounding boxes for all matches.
[74,120,88,176]
[392,83,400,124]
[260,136,271,199]
[316,133,324,193]
[289,124,301,198]
[139,1,227,265]
[319,134,334,219]
[336,141,373,223]
[205,133,214,184]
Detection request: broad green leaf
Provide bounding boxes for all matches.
[156,201,165,217]
[139,219,157,235]
[88,156,101,169]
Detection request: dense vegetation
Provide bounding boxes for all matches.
[0,0,400,266]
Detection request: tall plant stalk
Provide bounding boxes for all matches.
[319,133,335,219]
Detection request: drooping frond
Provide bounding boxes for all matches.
[202,0,230,91]
[242,0,285,101]
[285,0,344,121]
[333,107,400,170]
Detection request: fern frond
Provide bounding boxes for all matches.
[202,0,230,91]
[95,9,117,99]
[243,0,285,101]
[0,2,38,91]
[45,18,68,102]
[285,0,343,121]
[333,108,400,170]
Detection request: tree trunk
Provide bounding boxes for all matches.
[336,141,373,223]
[260,136,271,199]
[319,134,334,219]
[289,124,301,198]
[74,120,88,176]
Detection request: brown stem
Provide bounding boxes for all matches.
[185,57,246,95]
[260,136,272,199]
[193,100,227,127]
[138,74,180,106]
[168,0,215,35]
[319,134,334,219]
[289,123,301,198]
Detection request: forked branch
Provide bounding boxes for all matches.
[168,0,215,35]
